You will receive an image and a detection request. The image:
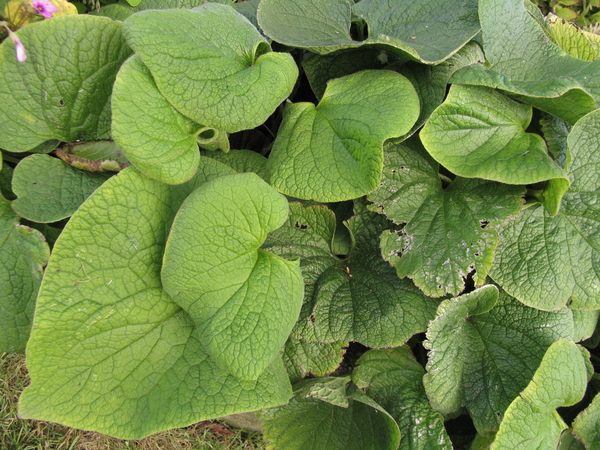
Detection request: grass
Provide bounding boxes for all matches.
[1,352,267,450]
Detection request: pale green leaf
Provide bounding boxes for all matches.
[123,4,298,133]
[0,198,49,352]
[491,109,600,310]
[490,340,588,450]
[267,70,419,202]
[450,0,600,124]
[372,140,524,297]
[0,15,132,152]
[18,160,292,439]
[161,173,303,380]
[424,286,580,433]
[353,347,453,450]
[11,155,111,223]
[296,376,351,408]
[261,377,400,450]
[112,55,203,184]
[420,85,569,186]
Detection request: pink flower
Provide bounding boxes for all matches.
[31,0,58,18]
[1,22,26,62]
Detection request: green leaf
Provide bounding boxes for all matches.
[18,160,293,439]
[573,392,600,449]
[267,70,419,202]
[0,15,132,152]
[351,0,480,64]
[547,13,600,61]
[423,286,580,433]
[398,42,486,140]
[202,149,269,181]
[0,161,15,201]
[11,155,111,223]
[491,109,600,310]
[131,0,207,10]
[372,140,524,297]
[161,173,303,380]
[450,0,600,124]
[420,85,569,186]
[490,340,588,450]
[0,198,49,352]
[282,336,346,384]
[264,200,439,347]
[257,0,480,64]
[261,377,401,450]
[111,55,203,184]
[353,347,453,450]
[123,4,298,133]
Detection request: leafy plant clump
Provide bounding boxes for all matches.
[1,0,600,449]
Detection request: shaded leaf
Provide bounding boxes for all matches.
[11,155,111,223]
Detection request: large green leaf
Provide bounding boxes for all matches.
[111,55,204,184]
[353,347,453,450]
[420,85,569,187]
[264,200,439,347]
[122,3,298,133]
[491,340,588,450]
[18,160,292,439]
[257,0,480,64]
[372,139,524,297]
[267,70,419,202]
[491,109,600,310]
[11,155,111,223]
[0,198,49,352]
[0,15,132,152]
[450,0,600,124]
[423,286,580,433]
[161,173,303,381]
[261,377,400,450]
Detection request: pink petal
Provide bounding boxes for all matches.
[15,39,27,62]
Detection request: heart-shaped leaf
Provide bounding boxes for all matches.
[161,173,304,380]
[18,160,293,439]
[0,15,132,152]
[267,70,419,202]
[123,3,298,133]
[420,85,569,187]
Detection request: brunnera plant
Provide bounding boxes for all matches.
[0,0,599,448]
